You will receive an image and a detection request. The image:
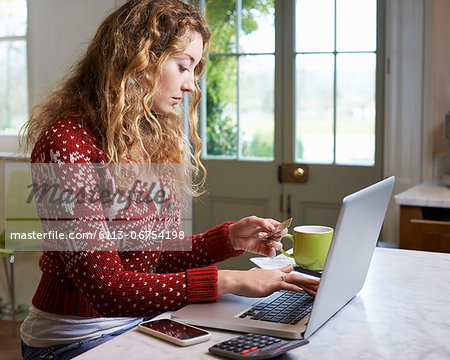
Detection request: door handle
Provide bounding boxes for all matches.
[278,163,308,183]
[293,167,305,179]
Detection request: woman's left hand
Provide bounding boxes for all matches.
[227,216,287,257]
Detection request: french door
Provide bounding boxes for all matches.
[193,0,384,269]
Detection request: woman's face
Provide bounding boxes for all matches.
[152,32,203,115]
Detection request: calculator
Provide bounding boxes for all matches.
[208,333,308,359]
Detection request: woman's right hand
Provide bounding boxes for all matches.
[218,265,319,298]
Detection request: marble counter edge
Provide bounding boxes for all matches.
[394,184,450,208]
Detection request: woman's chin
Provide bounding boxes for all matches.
[151,106,174,116]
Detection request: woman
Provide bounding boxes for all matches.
[19,0,319,359]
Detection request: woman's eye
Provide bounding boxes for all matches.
[179,64,190,72]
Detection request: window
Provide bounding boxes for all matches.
[295,0,377,165]
[200,0,380,166]
[0,0,28,136]
[201,0,275,160]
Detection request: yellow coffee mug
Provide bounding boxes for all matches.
[280,225,333,271]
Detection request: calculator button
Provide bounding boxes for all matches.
[240,349,250,354]
[249,347,258,352]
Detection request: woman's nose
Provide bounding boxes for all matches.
[181,74,195,93]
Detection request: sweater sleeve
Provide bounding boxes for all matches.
[57,250,218,316]
[156,222,245,274]
[31,119,220,316]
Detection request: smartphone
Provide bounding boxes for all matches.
[137,318,211,346]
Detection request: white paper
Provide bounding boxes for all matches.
[250,253,296,270]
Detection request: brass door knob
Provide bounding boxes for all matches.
[278,163,308,183]
[292,167,305,179]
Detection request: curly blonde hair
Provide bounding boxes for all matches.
[21,0,210,195]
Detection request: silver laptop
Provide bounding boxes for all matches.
[172,177,395,340]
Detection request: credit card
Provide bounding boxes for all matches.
[268,217,292,237]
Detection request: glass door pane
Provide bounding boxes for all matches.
[240,0,275,54]
[296,0,334,52]
[295,54,334,163]
[206,56,238,157]
[206,0,237,53]
[295,0,377,166]
[336,0,377,51]
[336,53,376,165]
[240,55,274,159]
[204,0,275,160]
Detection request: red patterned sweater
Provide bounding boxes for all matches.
[30,118,243,318]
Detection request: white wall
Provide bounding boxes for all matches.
[423,0,450,180]
[27,0,118,108]
[383,0,450,245]
[0,0,119,307]
[383,0,424,245]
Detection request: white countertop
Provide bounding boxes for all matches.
[75,248,450,360]
[394,182,450,208]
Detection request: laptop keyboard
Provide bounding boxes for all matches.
[238,291,314,325]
